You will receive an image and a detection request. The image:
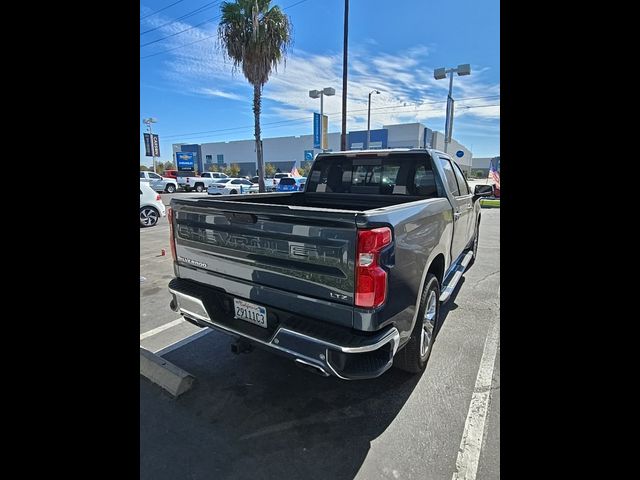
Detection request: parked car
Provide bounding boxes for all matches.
[140,171,178,193]
[200,172,229,179]
[140,182,166,227]
[176,172,225,192]
[164,169,178,180]
[249,175,277,191]
[207,178,254,195]
[167,148,493,379]
[273,172,293,188]
[205,178,232,194]
[276,176,307,192]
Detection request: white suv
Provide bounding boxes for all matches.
[140,182,166,227]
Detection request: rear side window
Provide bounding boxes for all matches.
[438,157,460,196]
[149,173,162,180]
[280,178,296,185]
[306,154,439,196]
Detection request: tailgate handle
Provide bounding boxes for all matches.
[224,212,257,224]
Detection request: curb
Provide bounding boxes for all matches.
[140,347,195,397]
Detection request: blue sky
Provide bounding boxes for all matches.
[140,0,499,166]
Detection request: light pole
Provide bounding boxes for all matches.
[367,90,380,150]
[309,87,335,152]
[434,64,470,153]
[143,117,158,173]
[341,0,349,151]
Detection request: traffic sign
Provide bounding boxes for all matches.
[456,150,464,158]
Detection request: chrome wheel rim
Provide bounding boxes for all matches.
[420,290,437,357]
[140,208,158,226]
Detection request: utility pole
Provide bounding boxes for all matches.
[340,0,349,151]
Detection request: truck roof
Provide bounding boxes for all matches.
[316,148,447,156]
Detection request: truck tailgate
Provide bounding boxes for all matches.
[171,198,359,315]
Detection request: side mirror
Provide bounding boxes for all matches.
[473,184,494,199]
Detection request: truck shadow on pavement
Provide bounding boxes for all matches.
[140,280,467,480]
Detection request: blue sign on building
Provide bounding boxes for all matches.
[176,151,195,170]
[348,129,388,150]
[456,150,464,158]
[313,113,321,149]
[304,150,314,161]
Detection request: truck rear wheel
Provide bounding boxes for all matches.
[394,273,440,373]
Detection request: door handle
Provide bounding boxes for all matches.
[454,212,461,220]
[467,204,474,210]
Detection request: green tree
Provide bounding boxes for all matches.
[228,163,241,177]
[140,165,149,171]
[218,0,292,192]
[264,162,276,176]
[208,164,220,172]
[298,162,312,177]
[164,161,176,170]
[156,163,165,175]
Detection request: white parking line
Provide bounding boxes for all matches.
[140,318,185,340]
[154,328,212,356]
[451,319,500,480]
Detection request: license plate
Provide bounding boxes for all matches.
[233,299,267,328]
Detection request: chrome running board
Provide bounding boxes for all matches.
[440,250,474,303]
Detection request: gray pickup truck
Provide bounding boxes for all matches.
[167,148,493,379]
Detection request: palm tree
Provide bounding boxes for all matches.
[218,0,292,193]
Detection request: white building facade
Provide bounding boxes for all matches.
[173,122,474,176]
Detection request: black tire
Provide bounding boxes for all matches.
[140,206,159,228]
[394,273,440,373]
[229,189,238,194]
[195,184,204,193]
[165,184,176,194]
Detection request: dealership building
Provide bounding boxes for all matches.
[172,122,474,177]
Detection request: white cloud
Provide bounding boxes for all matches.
[198,88,245,101]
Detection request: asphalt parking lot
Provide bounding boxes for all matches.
[140,197,500,480]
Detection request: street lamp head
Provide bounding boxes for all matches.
[322,87,336,96]
[309,90,320,99]
[143,117,158,124]
[434,67,447,80]
[456,64,471,76]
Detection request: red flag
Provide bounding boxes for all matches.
[488,157,500,189]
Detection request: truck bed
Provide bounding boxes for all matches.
[172,191,435,212]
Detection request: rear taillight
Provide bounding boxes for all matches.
[156,194,161,201]
[167,207,177,261]
[355,227,392,308]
